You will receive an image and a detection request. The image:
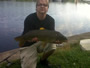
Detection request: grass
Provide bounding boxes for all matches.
[0,42,90,68]
[15,0,36,1]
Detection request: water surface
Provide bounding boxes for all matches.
[0,1,90,52]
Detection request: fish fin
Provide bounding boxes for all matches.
[19,40,25,47]
[42,42,47,48]
[14,36,22,41]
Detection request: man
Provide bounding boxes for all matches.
[20,0,62,68]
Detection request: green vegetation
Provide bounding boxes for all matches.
[63,0,75,2]
[0,0,35,1]
[15,0,35,2]
[0,0,77,2]
[0,43,90,68]
[16,0,34,1]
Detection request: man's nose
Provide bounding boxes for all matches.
[41,5,44,7]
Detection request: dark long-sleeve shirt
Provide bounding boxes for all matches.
[22,12,55,47]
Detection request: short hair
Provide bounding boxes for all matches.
[36,0,49,8]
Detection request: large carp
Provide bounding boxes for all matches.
[15,30,67,47]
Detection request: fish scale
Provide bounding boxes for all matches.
[15,30,67,47]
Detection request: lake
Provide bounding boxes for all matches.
[0,1,90,52]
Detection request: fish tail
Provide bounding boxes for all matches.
[14,36,22,41]
[19,40,25,47]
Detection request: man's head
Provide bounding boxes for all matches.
[36,0,49,14]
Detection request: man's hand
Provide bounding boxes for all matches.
[31,37,38,42]
[54,40,68,44]
[27,37,38,42]
[54,40,62,44]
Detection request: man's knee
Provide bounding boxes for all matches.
[44,43,57,53]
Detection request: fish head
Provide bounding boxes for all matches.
[55,32,68,43]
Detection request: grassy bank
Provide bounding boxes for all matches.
[0,0,35,1]
[16,0,37,1]
[0,43,90,68]
[0,0,77,2]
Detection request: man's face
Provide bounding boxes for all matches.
[36,0,49,14]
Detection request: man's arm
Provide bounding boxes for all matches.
[22,15,34,35]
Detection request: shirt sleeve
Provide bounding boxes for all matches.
[47,14,55,30]
[51,19,55,30]
[22,15,33,35]
[49,18,55,30]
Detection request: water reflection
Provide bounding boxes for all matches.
[0,1,90,52]
[48,2,90,36]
